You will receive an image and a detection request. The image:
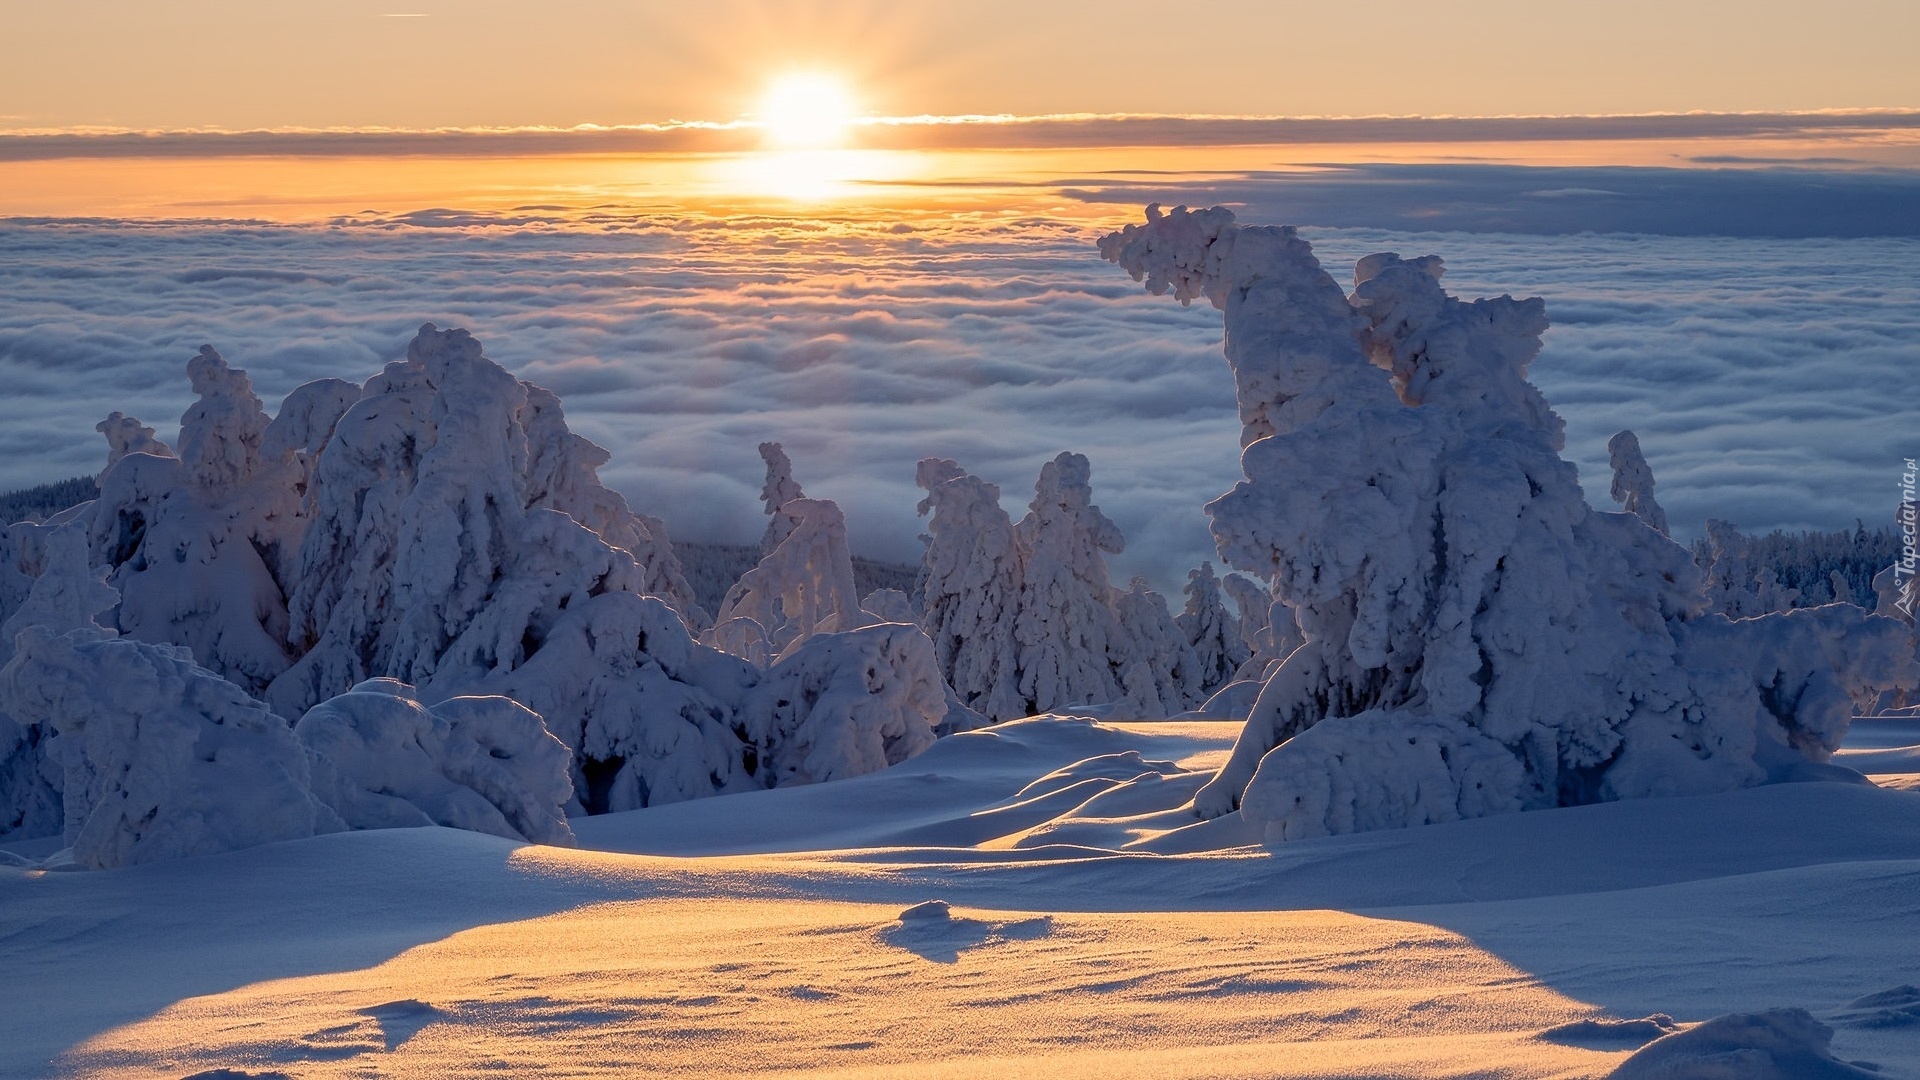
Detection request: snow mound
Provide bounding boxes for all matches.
[1607,1008,1879,1079]
[0,626,340,869]
[1101,205,1920,837]
[296,678,576,847]
[479,591,761,813]
[746,622,945,787]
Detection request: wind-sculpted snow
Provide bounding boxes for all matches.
[745,622,945,787]
[296,678,575,847]
[0,627,341,869]
[92,350,304,697]
[1102,205,1920,837]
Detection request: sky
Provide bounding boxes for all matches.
[3,0,1918,130]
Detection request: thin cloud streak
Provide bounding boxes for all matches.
[3,110,1919,160]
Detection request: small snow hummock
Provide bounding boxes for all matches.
[745,621,945,787]
[1606,1008,1878,1079]
[1101,204,1920,839]
[296,678,575,847]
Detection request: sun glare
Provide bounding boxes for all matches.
[758,74,857,148]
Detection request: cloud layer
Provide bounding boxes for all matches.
[1,203,1914,596]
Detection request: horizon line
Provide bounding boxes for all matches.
[3,108,1918,161]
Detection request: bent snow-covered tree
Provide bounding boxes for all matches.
[1101,205,1917,838]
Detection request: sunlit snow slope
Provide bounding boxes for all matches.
[6,716,1920,1079]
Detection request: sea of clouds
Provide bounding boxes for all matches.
[1,205,1914,594]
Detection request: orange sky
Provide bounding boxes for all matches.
[3,0,1916,133]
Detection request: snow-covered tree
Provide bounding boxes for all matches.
[90,349,303,697]
[1013,451,1126,713]
[295,678,576,846]
[1113,576,1203,716]
[269,325,675,718]
[1101,204,1918,837]
[915,458,1025,721]
[0,625,341,869]
[1607,429,1669,536]
[0,525,116,840]
[758,441,809,556]
[520,383,704,625]
[93,411,172,479]
[477,591,762,812]
[744,621,945,787]
[710,497,867,664]
[1179,562,1249,694]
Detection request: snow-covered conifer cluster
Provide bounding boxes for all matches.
[914,451,1222,721]
[0,327,964,865]
[1101,204,1917,839]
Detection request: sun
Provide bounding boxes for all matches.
[757,73,857,148]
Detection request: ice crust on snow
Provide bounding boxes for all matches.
[296,678,575,847]
[1102,205,1919,837]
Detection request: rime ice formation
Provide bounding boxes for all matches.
[1606,430,1669,536]
[93,412,173,480]
[758,441,808,556]
[0,525,116,839]
[745,622,945,787]
[1014,452,1127,713]
[1705,519,1798,617]
[269,324,692,719]
[914,453,1199,720]
[1113,577,1203,717]
[520,383,703,625]
[859,588,917,625]
[1179,562,1250,694]
[296,679,576,846]
[710,497,868,664]
[1101,204,1919,836]
[93,349,302,697]
[915,458,1025,721]
[479,591,761,813]
[0,627,341,869]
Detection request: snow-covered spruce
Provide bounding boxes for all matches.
[914,453,1201,720]
[476,591,762,813]
[1178,562,1250,695]
[709,496,868,665]
[91,349,304,698]
[914,458,1026,721]
[1606,430,1669,536]
[1013,451,1128,713]
[296,678,575,847]
[0,626,342,869]
[1101,204,1918,836]
[757,441,808,557]
[270,324,701,719]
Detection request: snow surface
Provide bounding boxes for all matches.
[4,714,1920,1078]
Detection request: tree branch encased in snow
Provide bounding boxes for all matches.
[1101,204,1920,837]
